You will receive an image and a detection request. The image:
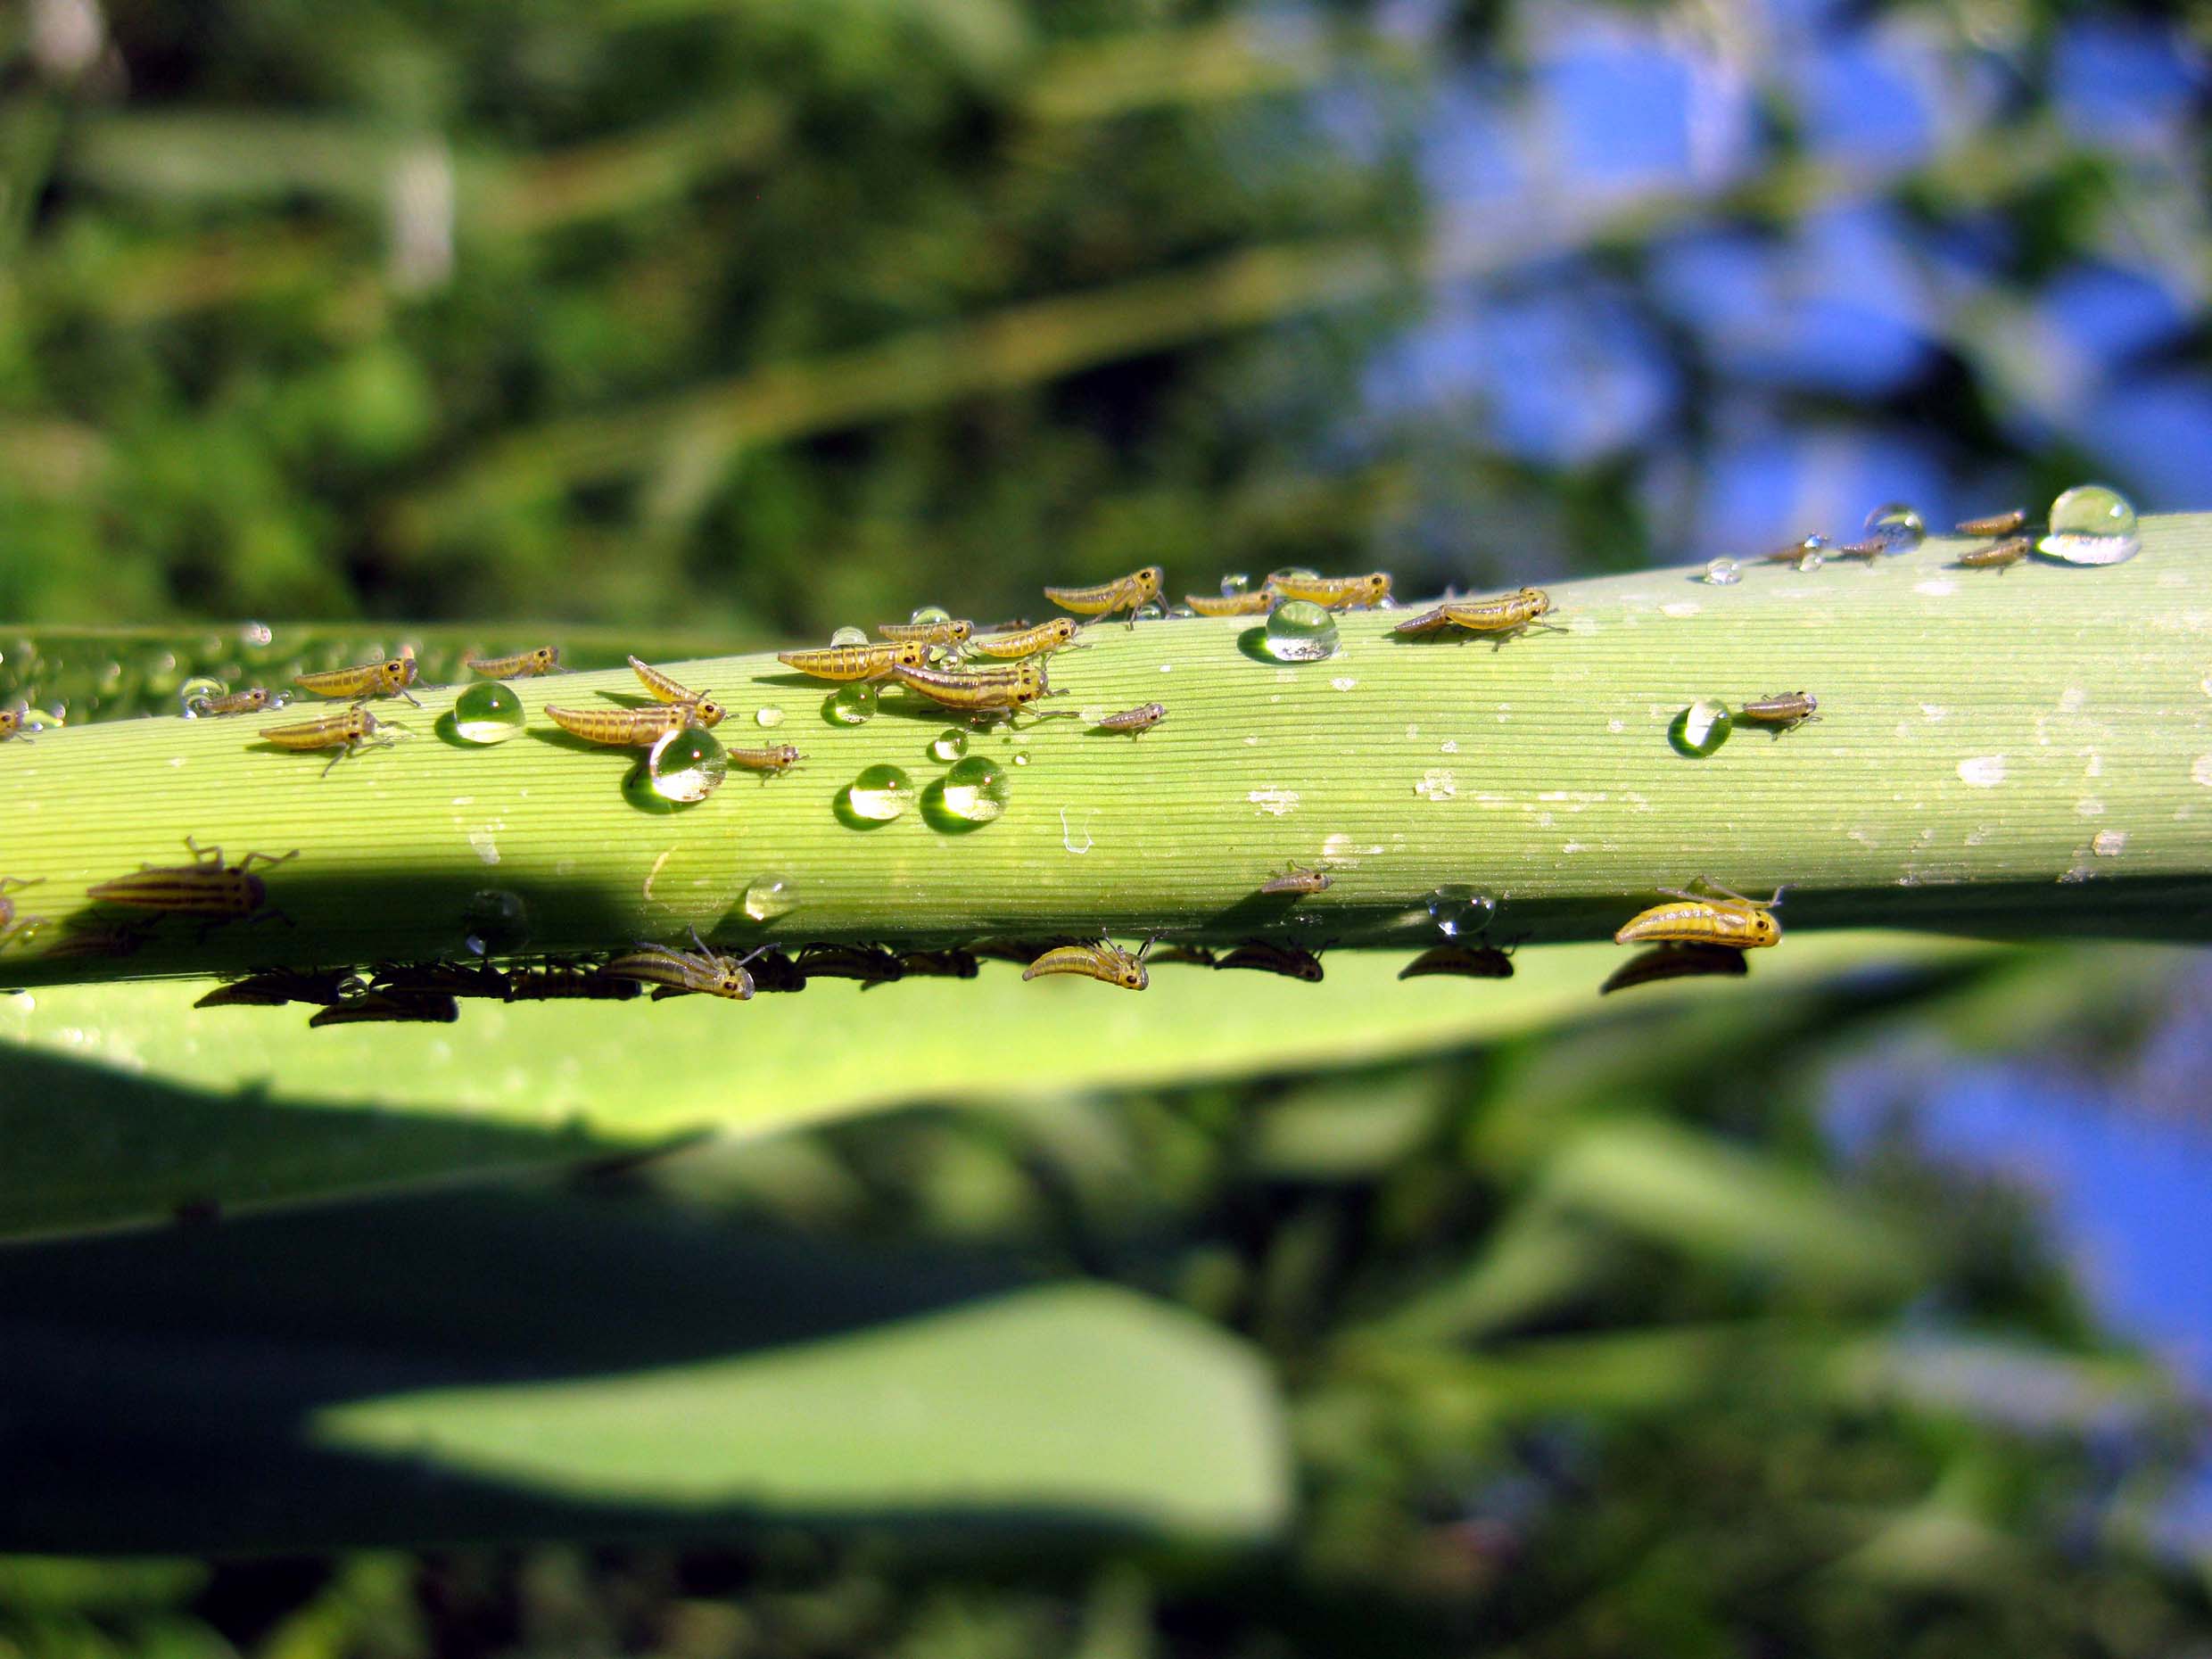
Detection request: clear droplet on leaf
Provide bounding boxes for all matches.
[178,675,226,716]
[1702,557,1742,586]
[647,726,728,804]
[2040,483,2141,565]
[930,728,969,762]
[754,704,786,729]
[1865,502,1926,552]
[1425,886,1498,940]
[923,755,1008,830]
[463,889,531,957]
[824,684,877,726]
[450,680,526,744]
[1670,697,1733,756]
[743,873,797,922]
[1261,599,1340,663]
[838,763,915,826]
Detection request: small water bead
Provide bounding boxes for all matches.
[1221,574,1252,596]
[450,680,527,744]
[928,755,1009,828]
[930,728,969,762]
[1011,752,1030,765]
[839,763,916,825]
[1702,557,1742,587]
[462,888,531,957]
[1794,535,1829,574]
[830,625,871,647]
[241,621,274,648]
[647,726,728,804]
[177,675,227,716]
[1865,502,1925,552]
[755,704,786,729]
[742,873,798,923]
[1268,565,1320,584]
[2041,483,2141,565]
[1670,697,1733,757]
[909,604,952,626]
[824,683,877,726]
[1260,599,1341,663]
[1425,886,1498,940]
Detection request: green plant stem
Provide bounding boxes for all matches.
[5,517,2210,987]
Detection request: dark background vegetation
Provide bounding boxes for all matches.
[4,0,2212,1653]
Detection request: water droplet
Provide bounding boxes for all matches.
[647,726,728,804]
[1260,599,1341,663]
[830,624,870,647]
[1133,598,1167,622]
[909,604,951,625]
[1268,565,1319,584]
[1702,557,1742,586]
[177,675,226,716]
[1865,502,1925,552]
[930,727,969,762]
[140,650,182,695]
[462,888,531,956]
[824,684,877,726]
[923,755,1009,830]
[1425,886,1498,939]
[1221,574,1252,596]
[742,873,798,922]
[754,704,785,728]
[450,680,527,744]
[1670,697,1733,757]
[2040,483,2141,565]
[241,621,273,648]
[1011,752,1029,765]
[837,763,915,826]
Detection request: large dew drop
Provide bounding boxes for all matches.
[1865,502,1926,552]
[1670,697,1732,757]
[923,755,1009,830]
[647,726,729,804]
[743,873,797,922]
[830,624,870,647]
[838,763,915,827]
[824,684,877,726]
[1425,886,1498,939]
[930,727,969,762]
[1261,599,1340,663]
[463,888,531,957]
[2040,483,2140,565]
[909,604,952,625]
[450,680,526,744]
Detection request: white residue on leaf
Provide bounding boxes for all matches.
[468,825,502,865]
[1414,769,1456,801]
[1061,807,1094,854]
[2093,830,2126,857]
[1331,676,1358,691]
[1957,755,2007,787]
[2194,755,2212,788]
[1249,787,1299,817]
[1322,831,1383,862]
[1914,579,1958,597]
[1660,601,1700,618]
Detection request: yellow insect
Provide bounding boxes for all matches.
[1954,534,2032,573]
[1214,940,1325,980]
[309,990,459,1028]
[628,655,720,706]
[1613,879,1783,950]
[1259,865,1330,896]
[293,648,421,706]
[775,640,929,682]
[962,617,1085,659]
[0,875,45,949]
[87,838,297,924]
[1021,937,1152,990]
[878,618,973,647]
[728,742,804,775]
[1734,691,1819,731]
[190,687,272,717]
[466,646,560,678]
[1094,702,1167,738]
[259,706,400,775]
[1398,942,1515,981]
[1956,508,2028,537]
[1043,565,1164,628]
[545,701,723,747]
[600,929,765,1000]
[1391,588,1560,646]
[890,658,1064,718]
[1599,943,1749,995]
[1265,571,1393,609]
[1183,590,1275,617]
[196,967,366,1009]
